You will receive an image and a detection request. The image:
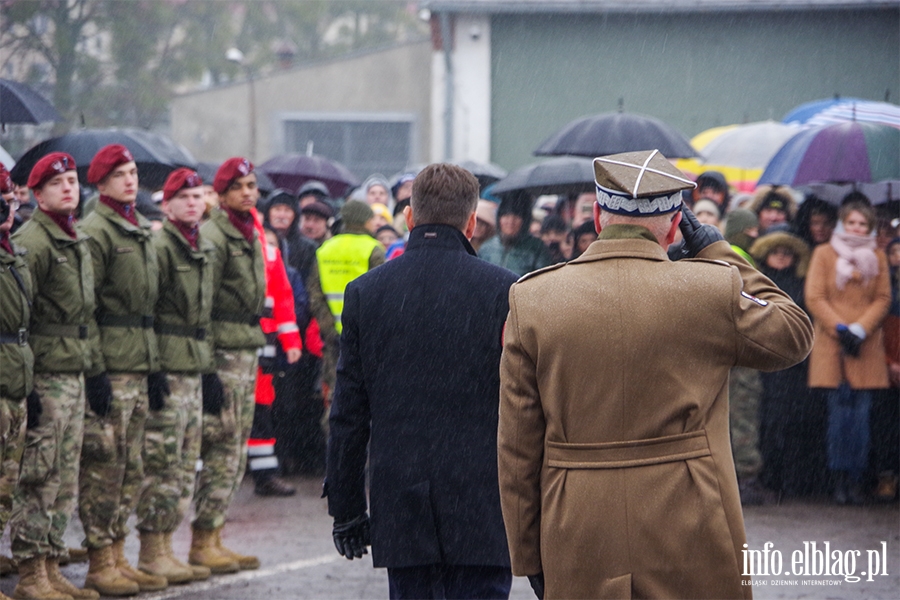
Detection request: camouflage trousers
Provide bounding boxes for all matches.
[729,366,763,479]
[136,373,202,534]
[193,349,258,531]
[9,374,85,560]
[0,396,26,534]
[79,372,148,549]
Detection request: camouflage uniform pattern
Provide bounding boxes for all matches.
[193,349,257,531]
[136,373,202,533]
[79,372,147,548]
[0,397,26,532]
[10,374,85,560]
[729,365,764,479]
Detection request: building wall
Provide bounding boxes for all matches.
[170,41,432,172]
[489,8,899,169]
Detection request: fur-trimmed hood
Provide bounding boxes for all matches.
[747,185,798,221]
[749,231,811,278]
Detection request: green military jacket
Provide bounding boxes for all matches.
[79,201,159,374]
[13,209,99,375]
[0,241,34,399]
[200,209,266,350]
[154,220,215,373]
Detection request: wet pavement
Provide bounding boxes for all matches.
[2,474,897,599]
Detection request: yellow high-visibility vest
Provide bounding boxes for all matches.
[316,233,381,332]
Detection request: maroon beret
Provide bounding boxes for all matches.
[162,168,204,201]
[213,157,254,195]
[87,144,134,185]
[0,165,13,194]
[27,152,77,189]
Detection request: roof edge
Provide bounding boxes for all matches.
[422,1,900,14]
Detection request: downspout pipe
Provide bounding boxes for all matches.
[440,12,453,161]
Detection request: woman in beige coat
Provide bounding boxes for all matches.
[805,197,891,504]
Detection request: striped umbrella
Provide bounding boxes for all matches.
[784,98,900,129]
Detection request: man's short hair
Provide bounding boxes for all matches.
[411,163,479,230]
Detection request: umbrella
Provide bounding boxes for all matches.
[534,111,698,159]
[0,78,63,126]
[257,154,359,199]
[491,156,595,197]
[803,181,900,206]
[453,160,508,189]
[0,143,14,169]
[9,128,197,190]
[675,121,800,192]
[758,122,900,187]
[782,97,866,125]
[804,100,900,129]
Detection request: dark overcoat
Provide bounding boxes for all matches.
[327,223,518,569]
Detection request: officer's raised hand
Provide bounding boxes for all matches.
[85,372,113,416]
[332,513,370,560]
[26,390,42,429]
[678,204,725,258]
[201,373,225,415]
[147,372,170,411]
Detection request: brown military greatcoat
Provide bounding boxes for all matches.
[498,227,814,600]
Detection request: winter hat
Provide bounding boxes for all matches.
[214,157,254,194]
[266,189,299,212]
[297,180,329,200]
[371,202,392,223]
[724,209,758,240]
[692,199,721,220]
[340,200,374,227]
[749,231,811,277]
[300,200,334,220]
[87,144,134,185]
[28,152,77,189]
[162,168,203,201]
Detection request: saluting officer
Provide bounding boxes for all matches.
[190,158,265,573]
[498,150,814,600]
[9,153,103,600]
[134,169,214,584]
[78,144,167,594]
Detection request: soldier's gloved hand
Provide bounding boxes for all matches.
[836,324,864,357]
[202,373,225,415]
[85,373,113,417]
[26,390,42,430]
[678,204,725,258]
[528,573,545,600]
[147,372,170,411]
[332,513,370,560]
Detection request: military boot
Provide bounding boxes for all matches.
[11,556,72,600]
[45,557,100,600]
[83,546,139,597]
[137,532,192,584]
[188,527,239,574]
[215,527,260,570]
[110,539,167,591]
[164,533,209,581]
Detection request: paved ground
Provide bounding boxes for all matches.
[2,474,897,599]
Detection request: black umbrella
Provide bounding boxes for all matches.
[453,160,508,190]
[0,78,63,126]
[10,128,197,190]
[491,156,596,197]
[258,154,359,199]
[534,112,698,159]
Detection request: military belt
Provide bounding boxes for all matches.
[98,314,155,328]
[213,312,261,326]
[0,328,28,346]
[30,323,89,339]
[154,323,207,340]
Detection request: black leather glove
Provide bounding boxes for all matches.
[332,513,370,560]
[528,573,545,600]
[85,373,113,417]
[836,325,863,357]
[26,390,42,430]
[202,373,225,415]
[678,204,725,258]
[147,372,170,411]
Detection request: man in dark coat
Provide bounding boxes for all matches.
[326,163,518,600]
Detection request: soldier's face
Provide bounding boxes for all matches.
[34,171,80,215]
[221,174,258,213]
[97,161,139,203]
[164,186,205,227]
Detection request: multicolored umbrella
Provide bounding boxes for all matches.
[782,97,865,125]
[758,122,900,186]
[783,97,900,129]
[676,120,799,191]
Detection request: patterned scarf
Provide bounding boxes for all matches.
[830,224,879,290]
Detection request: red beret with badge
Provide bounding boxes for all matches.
[213,157,254,194]
[0,164,14,194]
[27,152,77,190]
[87,144,135,185]
[163,168,204,201]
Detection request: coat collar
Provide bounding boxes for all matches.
[32,206,89,245]
[405,223,476,256]
[163,219,213,257]
[93,200,152,237]
[570,224,669,264]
